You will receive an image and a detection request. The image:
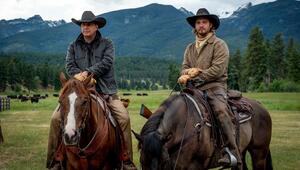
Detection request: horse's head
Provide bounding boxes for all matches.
[133,130,164,170]
[133,97,179,170]
[58,73,95,146]
[134,94,193,170]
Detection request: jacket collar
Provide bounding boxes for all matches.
[207,33,216,44]
[76,30,102,46]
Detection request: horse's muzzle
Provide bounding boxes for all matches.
[63,130,79,146]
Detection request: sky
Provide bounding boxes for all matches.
[0,0,276,21]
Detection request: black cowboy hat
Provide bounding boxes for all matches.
[71,11,106,28]
[186,8,220,30]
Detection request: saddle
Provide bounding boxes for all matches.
[182,88,253,125]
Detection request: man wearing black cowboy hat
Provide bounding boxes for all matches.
[46,11,137,170]
[178,8,242,169]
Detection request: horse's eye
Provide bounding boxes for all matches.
[81,100,88,106]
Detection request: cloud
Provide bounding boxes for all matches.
[0,0,276,21]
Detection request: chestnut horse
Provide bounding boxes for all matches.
[134,91,272,170]
[55,73,122,170]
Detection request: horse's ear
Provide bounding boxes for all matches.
[59,72,67,87]
[132,130,142,142]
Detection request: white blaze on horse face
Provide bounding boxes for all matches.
[65,92,77,138]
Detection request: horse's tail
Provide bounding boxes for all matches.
[266,150,273,170]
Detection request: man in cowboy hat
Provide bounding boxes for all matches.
[178,8,242,168]
[46,11,137,170]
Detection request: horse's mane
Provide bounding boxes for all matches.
[60,79,89,97]
[140,94,181,137]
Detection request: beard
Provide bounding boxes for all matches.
[193,28,211,38]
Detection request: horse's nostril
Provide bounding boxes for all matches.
[64,133,70,141]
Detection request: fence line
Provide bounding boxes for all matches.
[0,97,10,112]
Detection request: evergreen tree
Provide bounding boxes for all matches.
[286,38,300,82]
[168,64,181,91]
[228,49,241,90]
[264,39,272,85]
[242,27,267,91]
[0,61,7,92]
[270,33,286,80]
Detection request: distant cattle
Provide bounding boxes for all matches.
[7,95,18,99]
[122,93,132,96]
[20,96,29,102]
[45,94,49,97]
[137,93,142,96]
[30,97,39,103]
[33,94,41,98]
[53,94,59,97]
[142,93,148,96]
[18,95,24,99]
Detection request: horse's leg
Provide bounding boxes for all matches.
[246,99,272,170]
[248,147,270,170]
[242,150,248,170]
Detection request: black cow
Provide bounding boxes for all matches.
[33,94,41,98]
[20,96,29,102]
[7,95,18,99]
[53,94,59,97]
[30,97,39,103]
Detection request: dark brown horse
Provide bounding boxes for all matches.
[55,73,122,170]
[134,91,272,170]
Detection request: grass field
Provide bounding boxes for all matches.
[0,91,299,170]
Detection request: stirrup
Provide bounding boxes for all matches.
[224,147,238,167]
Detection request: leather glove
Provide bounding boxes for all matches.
[74,73,86,81]
[181,68,192,75]
[187,68,202,78]
[74,72,97,85]
[178,75,191,84]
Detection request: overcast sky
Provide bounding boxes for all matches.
[0,0,276,21]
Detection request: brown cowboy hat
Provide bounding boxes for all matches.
[186,8,220,30]
[71,11,106,28]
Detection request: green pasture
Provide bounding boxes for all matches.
[0,91,299,169]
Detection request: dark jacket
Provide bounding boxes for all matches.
[65,31,117,95]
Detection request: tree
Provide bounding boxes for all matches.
[23,64,36,91]
[286,38,300,82]
[264,39,272,85]
[228,49,242,90]
[241,27,268,91]
[0,61,8,92]
[168,64,181,91]
[270,33,286,80]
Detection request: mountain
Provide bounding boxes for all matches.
[0,15,66,39]
[0,0,299,58]
[219,0,300,51]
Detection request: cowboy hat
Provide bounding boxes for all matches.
[186,8,220,29]
[71,11,106,28]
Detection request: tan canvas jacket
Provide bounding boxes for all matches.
[181,34,229,90]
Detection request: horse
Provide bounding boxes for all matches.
[134,89,272,170]
[55,73,123,170]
